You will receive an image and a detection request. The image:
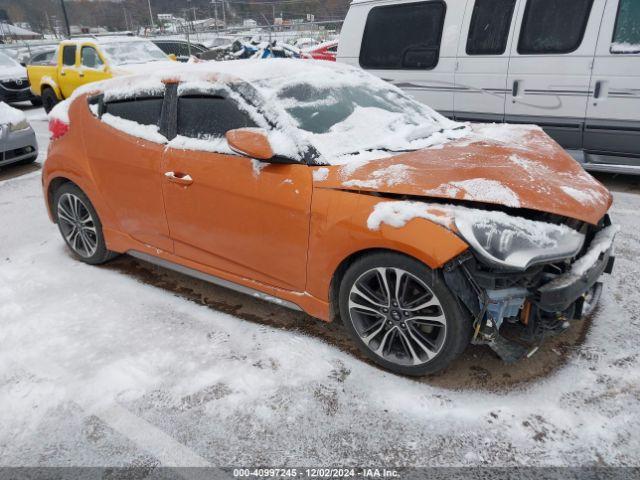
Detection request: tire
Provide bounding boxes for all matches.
[41,88,58,114]
[53,183,117,265]
[30,97,43,107]
[338,252,473,376]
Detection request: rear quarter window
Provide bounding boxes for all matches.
[104,97,164,126]
[359,1,446,70]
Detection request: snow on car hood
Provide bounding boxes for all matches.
[313,123,612,225]
[0,64,27,81]
[0,102,26,126]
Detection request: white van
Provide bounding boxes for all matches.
[338,0,640,174]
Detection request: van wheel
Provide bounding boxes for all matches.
[338,252,472,376]
[30,97,43,107]
[41,88,58,114]
[53,183,117,265]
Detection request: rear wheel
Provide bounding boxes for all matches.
[41,88,58,114]
[53,183,117,265]
[30,97,43,107]
[338,252,472,376]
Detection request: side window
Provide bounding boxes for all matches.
[104,97,164,126]
[518,0,594,54]
[466,0,517,55]
[360,1,446,70]
[177,96,257,139]
[81,46,104,69]
[62,45,76,66]
[612,0,640,54]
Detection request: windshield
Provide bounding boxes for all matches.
[261,75,463,160]
[0,51,19,67]
[101,41,168,66]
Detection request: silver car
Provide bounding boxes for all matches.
[0,103,38,168]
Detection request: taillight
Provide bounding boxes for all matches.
[49,118,69,141]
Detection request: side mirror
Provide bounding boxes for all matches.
[226,128,275,161]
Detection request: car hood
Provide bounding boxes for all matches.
[313,124,612,225]
[0,65,27,81]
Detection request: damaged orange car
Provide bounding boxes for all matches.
[43,60,618,376]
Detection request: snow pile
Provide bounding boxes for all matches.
[0,102,26,126]
[611,42,640,53]
[312,167,329,182]
[367,201,455,231]
[561,186,604,206]
[447,178,521,208]
[367,200,582,257]
[343,164,414,189]
[564,225,620,277]
[101,113,167,144]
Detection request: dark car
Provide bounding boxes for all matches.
[0,50,40,106]
[152,39,208,62]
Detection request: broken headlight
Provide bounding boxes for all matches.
[455,212,585,271]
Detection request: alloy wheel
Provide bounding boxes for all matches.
[57,193,98,258]
[348,267,447,367]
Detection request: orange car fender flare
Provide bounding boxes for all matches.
[306,191,470,315]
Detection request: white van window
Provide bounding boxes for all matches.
[466,0,517,55]
[518,0,594,54]
[611,0,640,54]
[359,1,446,70]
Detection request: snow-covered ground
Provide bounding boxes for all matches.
[0,107,639,467]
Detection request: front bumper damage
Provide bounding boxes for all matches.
[444,218,618,363]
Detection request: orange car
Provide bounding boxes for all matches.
[43,60,617,375]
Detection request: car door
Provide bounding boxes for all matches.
[59,44,80,99]
[454,0,520,123]
[584,0,640,166]
[83,92,173,252]
[79,44,110,86]
[504,0,606,150]
[161,91,313,291]
[353,0,462,117]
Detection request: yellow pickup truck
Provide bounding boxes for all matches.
[28,37,175,113]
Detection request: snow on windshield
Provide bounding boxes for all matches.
[251,65,466,162]
[101,41,168,66]
[0,51,18,67]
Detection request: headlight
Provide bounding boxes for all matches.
[10,119,29,132]
[455,211,585,270]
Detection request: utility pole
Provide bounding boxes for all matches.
[147,0,155,30]
[212,0,219,32]
[59,0,71,38]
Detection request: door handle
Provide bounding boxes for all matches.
[79,72,85,78]
[512,80,520,97]
[164,171,193,186]
[60,71,66,76]
[594,81,603,99]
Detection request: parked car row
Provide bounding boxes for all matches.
[339,0,640,174]
[27,37,175,113]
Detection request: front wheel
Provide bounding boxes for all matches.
[41,88,58,114]
[53,183,117,265]
[338,252,472,376]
